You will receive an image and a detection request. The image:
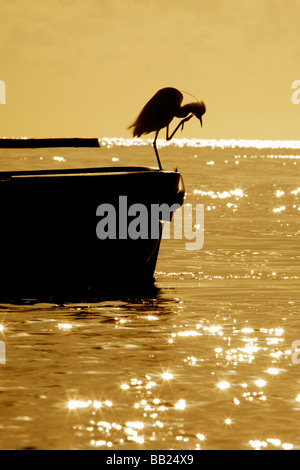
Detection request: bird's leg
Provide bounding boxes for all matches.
[180,114,193,130]
[166,114,194,141]
[153,130,162,170]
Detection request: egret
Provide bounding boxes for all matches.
[128,87,206,169]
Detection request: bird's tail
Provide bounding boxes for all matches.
[127,121,139,137]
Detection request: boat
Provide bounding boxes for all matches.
[0,138,185,296]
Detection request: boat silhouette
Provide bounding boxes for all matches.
[0,138,185,296]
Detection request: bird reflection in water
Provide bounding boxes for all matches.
[128,87,206,169]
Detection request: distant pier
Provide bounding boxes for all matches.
[0,138,100,148]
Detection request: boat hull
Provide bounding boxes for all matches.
[0,167,184,296]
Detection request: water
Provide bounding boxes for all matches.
[0,138,300,450]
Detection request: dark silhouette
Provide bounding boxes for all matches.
[0,138,100,148]
[128,87,206,169]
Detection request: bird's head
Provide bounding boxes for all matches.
[189,101,206,126]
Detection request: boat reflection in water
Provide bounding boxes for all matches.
[0,138,185,297]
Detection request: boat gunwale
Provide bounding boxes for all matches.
[0,166,181,180]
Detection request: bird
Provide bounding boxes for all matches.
[128,87,206,170]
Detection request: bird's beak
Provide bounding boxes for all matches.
[200,116,203,127]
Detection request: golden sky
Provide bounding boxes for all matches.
[0,0,299,140]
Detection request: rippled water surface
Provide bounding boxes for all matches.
[0,139,300,450]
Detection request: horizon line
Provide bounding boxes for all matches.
[1,136,300,150]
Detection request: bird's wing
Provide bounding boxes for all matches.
[132,88,183,136]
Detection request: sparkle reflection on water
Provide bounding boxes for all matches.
[0,138,300,450]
